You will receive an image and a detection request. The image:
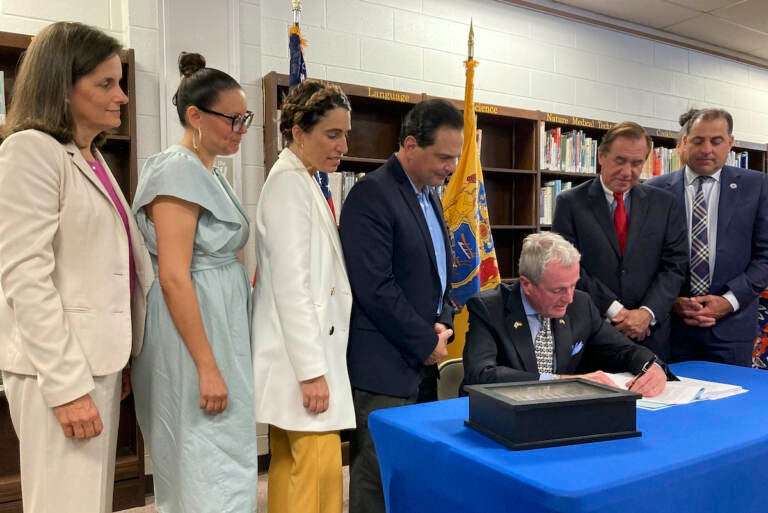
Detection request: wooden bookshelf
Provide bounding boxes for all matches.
[262,72,768,281]
[0,30,144,513]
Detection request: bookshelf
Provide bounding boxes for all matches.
[262,72,768,281]
[0,31,144,513]
[537,112,768,226]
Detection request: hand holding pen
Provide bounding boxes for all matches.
[626,355,667,397]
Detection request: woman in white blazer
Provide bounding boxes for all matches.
[0,22,152,513]
[252,80,355,513]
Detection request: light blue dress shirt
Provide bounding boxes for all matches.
[406,176,447,315]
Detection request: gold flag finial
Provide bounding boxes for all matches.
[291,0,302,24]
[468,19,474,60]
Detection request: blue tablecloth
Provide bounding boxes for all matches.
[369,362,768,513]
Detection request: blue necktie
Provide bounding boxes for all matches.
[690,176,710,296]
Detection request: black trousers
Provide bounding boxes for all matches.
[348,388,416,513]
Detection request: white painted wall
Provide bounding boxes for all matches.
[258,0,768,146]
[2,0,767,467]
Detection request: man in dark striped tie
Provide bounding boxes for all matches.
[647,108,768,366]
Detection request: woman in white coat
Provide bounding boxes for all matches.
[252,79,354,513]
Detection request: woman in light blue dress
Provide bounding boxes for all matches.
[131,52,257,513]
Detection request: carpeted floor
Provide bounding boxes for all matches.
[116,467,350,513]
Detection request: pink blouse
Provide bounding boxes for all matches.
[87,159,135,294]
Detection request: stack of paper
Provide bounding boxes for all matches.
[604,373,747,410]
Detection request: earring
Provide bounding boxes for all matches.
[192,127,202,150]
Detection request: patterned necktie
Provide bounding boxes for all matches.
[534,315,554,374]
[690,176,710,296]
[613,192,627,254]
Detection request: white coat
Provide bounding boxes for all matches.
[251,148,355,431]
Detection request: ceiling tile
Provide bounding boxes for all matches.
[750,47,768,60]
[553,0,698,28]
[666,0,743,12]
[666,14,768,53]
[712,0,768,34]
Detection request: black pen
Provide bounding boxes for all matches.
[627,355,657,391]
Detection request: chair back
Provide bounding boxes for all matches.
[437,358,464,400]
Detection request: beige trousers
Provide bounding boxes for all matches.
[2,370,121,513]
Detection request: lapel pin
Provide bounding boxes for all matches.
[513,321,523,329]
[559,319,566,325]
[730,183,737,189]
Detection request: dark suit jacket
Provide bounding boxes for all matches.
[552,179,688,359]
[462,282,661,387]
[646,166,768,343]
[340,154,454,398]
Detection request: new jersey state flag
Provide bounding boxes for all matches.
[442,58,500,307]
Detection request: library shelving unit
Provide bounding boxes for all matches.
[0,30,145,513]
[262,73,768,282]
[447,99,539,280]
[537,112,768,228]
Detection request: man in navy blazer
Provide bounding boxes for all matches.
[463,232,669,396]
[552,122,688,361]
[646,108,768,366]
[340,99,462,513]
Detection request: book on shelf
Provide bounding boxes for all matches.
[327,170,365,223]
[641,145,682,179]
[541,126,597,174]
[539,179,571,225]
[727,150,749,169]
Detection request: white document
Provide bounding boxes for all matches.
[675,376,748,400]
[604,372,747,408]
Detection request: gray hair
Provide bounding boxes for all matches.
[519,232,581,284]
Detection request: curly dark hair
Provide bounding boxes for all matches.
[279,80,351,145]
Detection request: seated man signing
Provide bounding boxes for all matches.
[463,232,670,397]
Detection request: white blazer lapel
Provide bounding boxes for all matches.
[304,170,346,267]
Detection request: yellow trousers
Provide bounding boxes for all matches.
[268,426,343,513]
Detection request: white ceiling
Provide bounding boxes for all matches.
[549,0,768,65]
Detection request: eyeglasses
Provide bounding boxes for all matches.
[197,106,254,132]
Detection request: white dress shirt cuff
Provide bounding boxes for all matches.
[639,306,657,326]
[723,291,740,313]
[606,301,624,320]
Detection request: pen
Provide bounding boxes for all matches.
[627,355,657,391]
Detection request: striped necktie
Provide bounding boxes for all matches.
[690,176,710,296]
[534,315,554,374]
